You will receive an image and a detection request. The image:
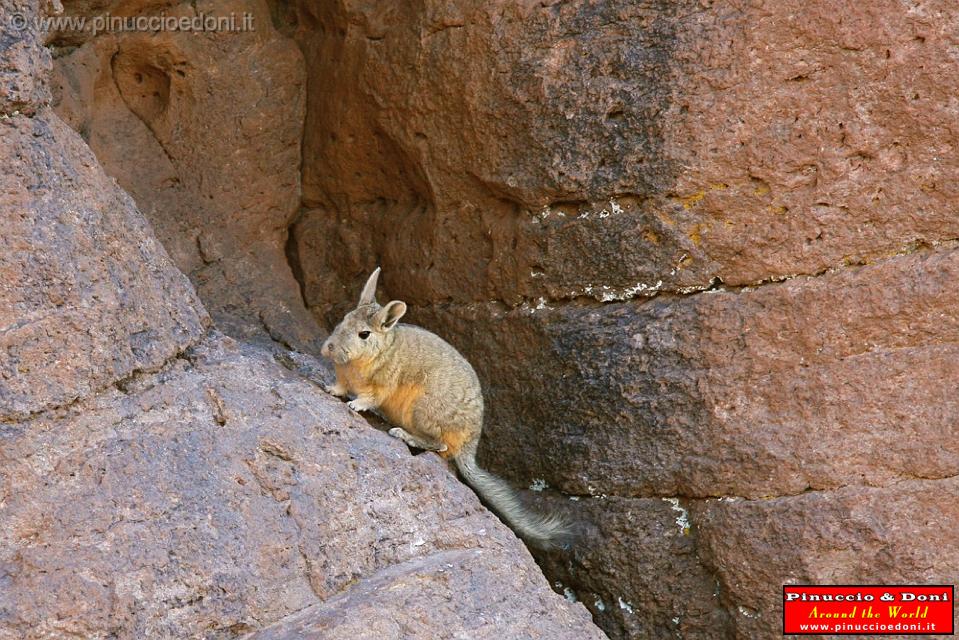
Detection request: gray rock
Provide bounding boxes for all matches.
[0,335,605,639]
[0,110,208,421]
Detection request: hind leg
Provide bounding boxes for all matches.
[390,400,450,452]
[406,394,482,458]
[388,427,448,452]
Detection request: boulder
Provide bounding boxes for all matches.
[0,335,604,639]
[0,109,207,420]
[1,0,207,421]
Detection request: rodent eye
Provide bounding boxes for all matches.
[358,331,371,340]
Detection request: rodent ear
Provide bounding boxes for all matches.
[357,267,381,307]
[374,300,407,331]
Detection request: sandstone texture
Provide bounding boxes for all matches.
[287,0,959,315]
[51,0,323,351]
[420,247,959,500]
[691,478,959,638]
[15,0,959,639]
[2,0,55,116]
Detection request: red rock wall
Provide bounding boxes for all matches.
[51,0,324,351]
[282,1,959,638]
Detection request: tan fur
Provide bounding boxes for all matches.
[439,429,471,459]
[377,383,425,428]
[334,361,372,394]
[335,360,425,426]
[321,268,570,550]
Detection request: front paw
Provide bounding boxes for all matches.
[325,383,348,398]
[348,399,372,412]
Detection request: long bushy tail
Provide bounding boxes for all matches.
[454,441,571,550]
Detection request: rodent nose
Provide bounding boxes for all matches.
[321,339,332,357]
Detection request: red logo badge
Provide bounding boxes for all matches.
[783,585,954,635]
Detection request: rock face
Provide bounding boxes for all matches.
[0,335,603,639]
[691,478,959,639]
[420,247,959,500]
[20,0,959,638]
[0,0,52,115]
[285,0,959,315]
[2,3,605,638]
[51,0,323,351]
[0,111,208,421]
[277,1,959,638]
[0,0,208,422]
[283,0,685,319]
